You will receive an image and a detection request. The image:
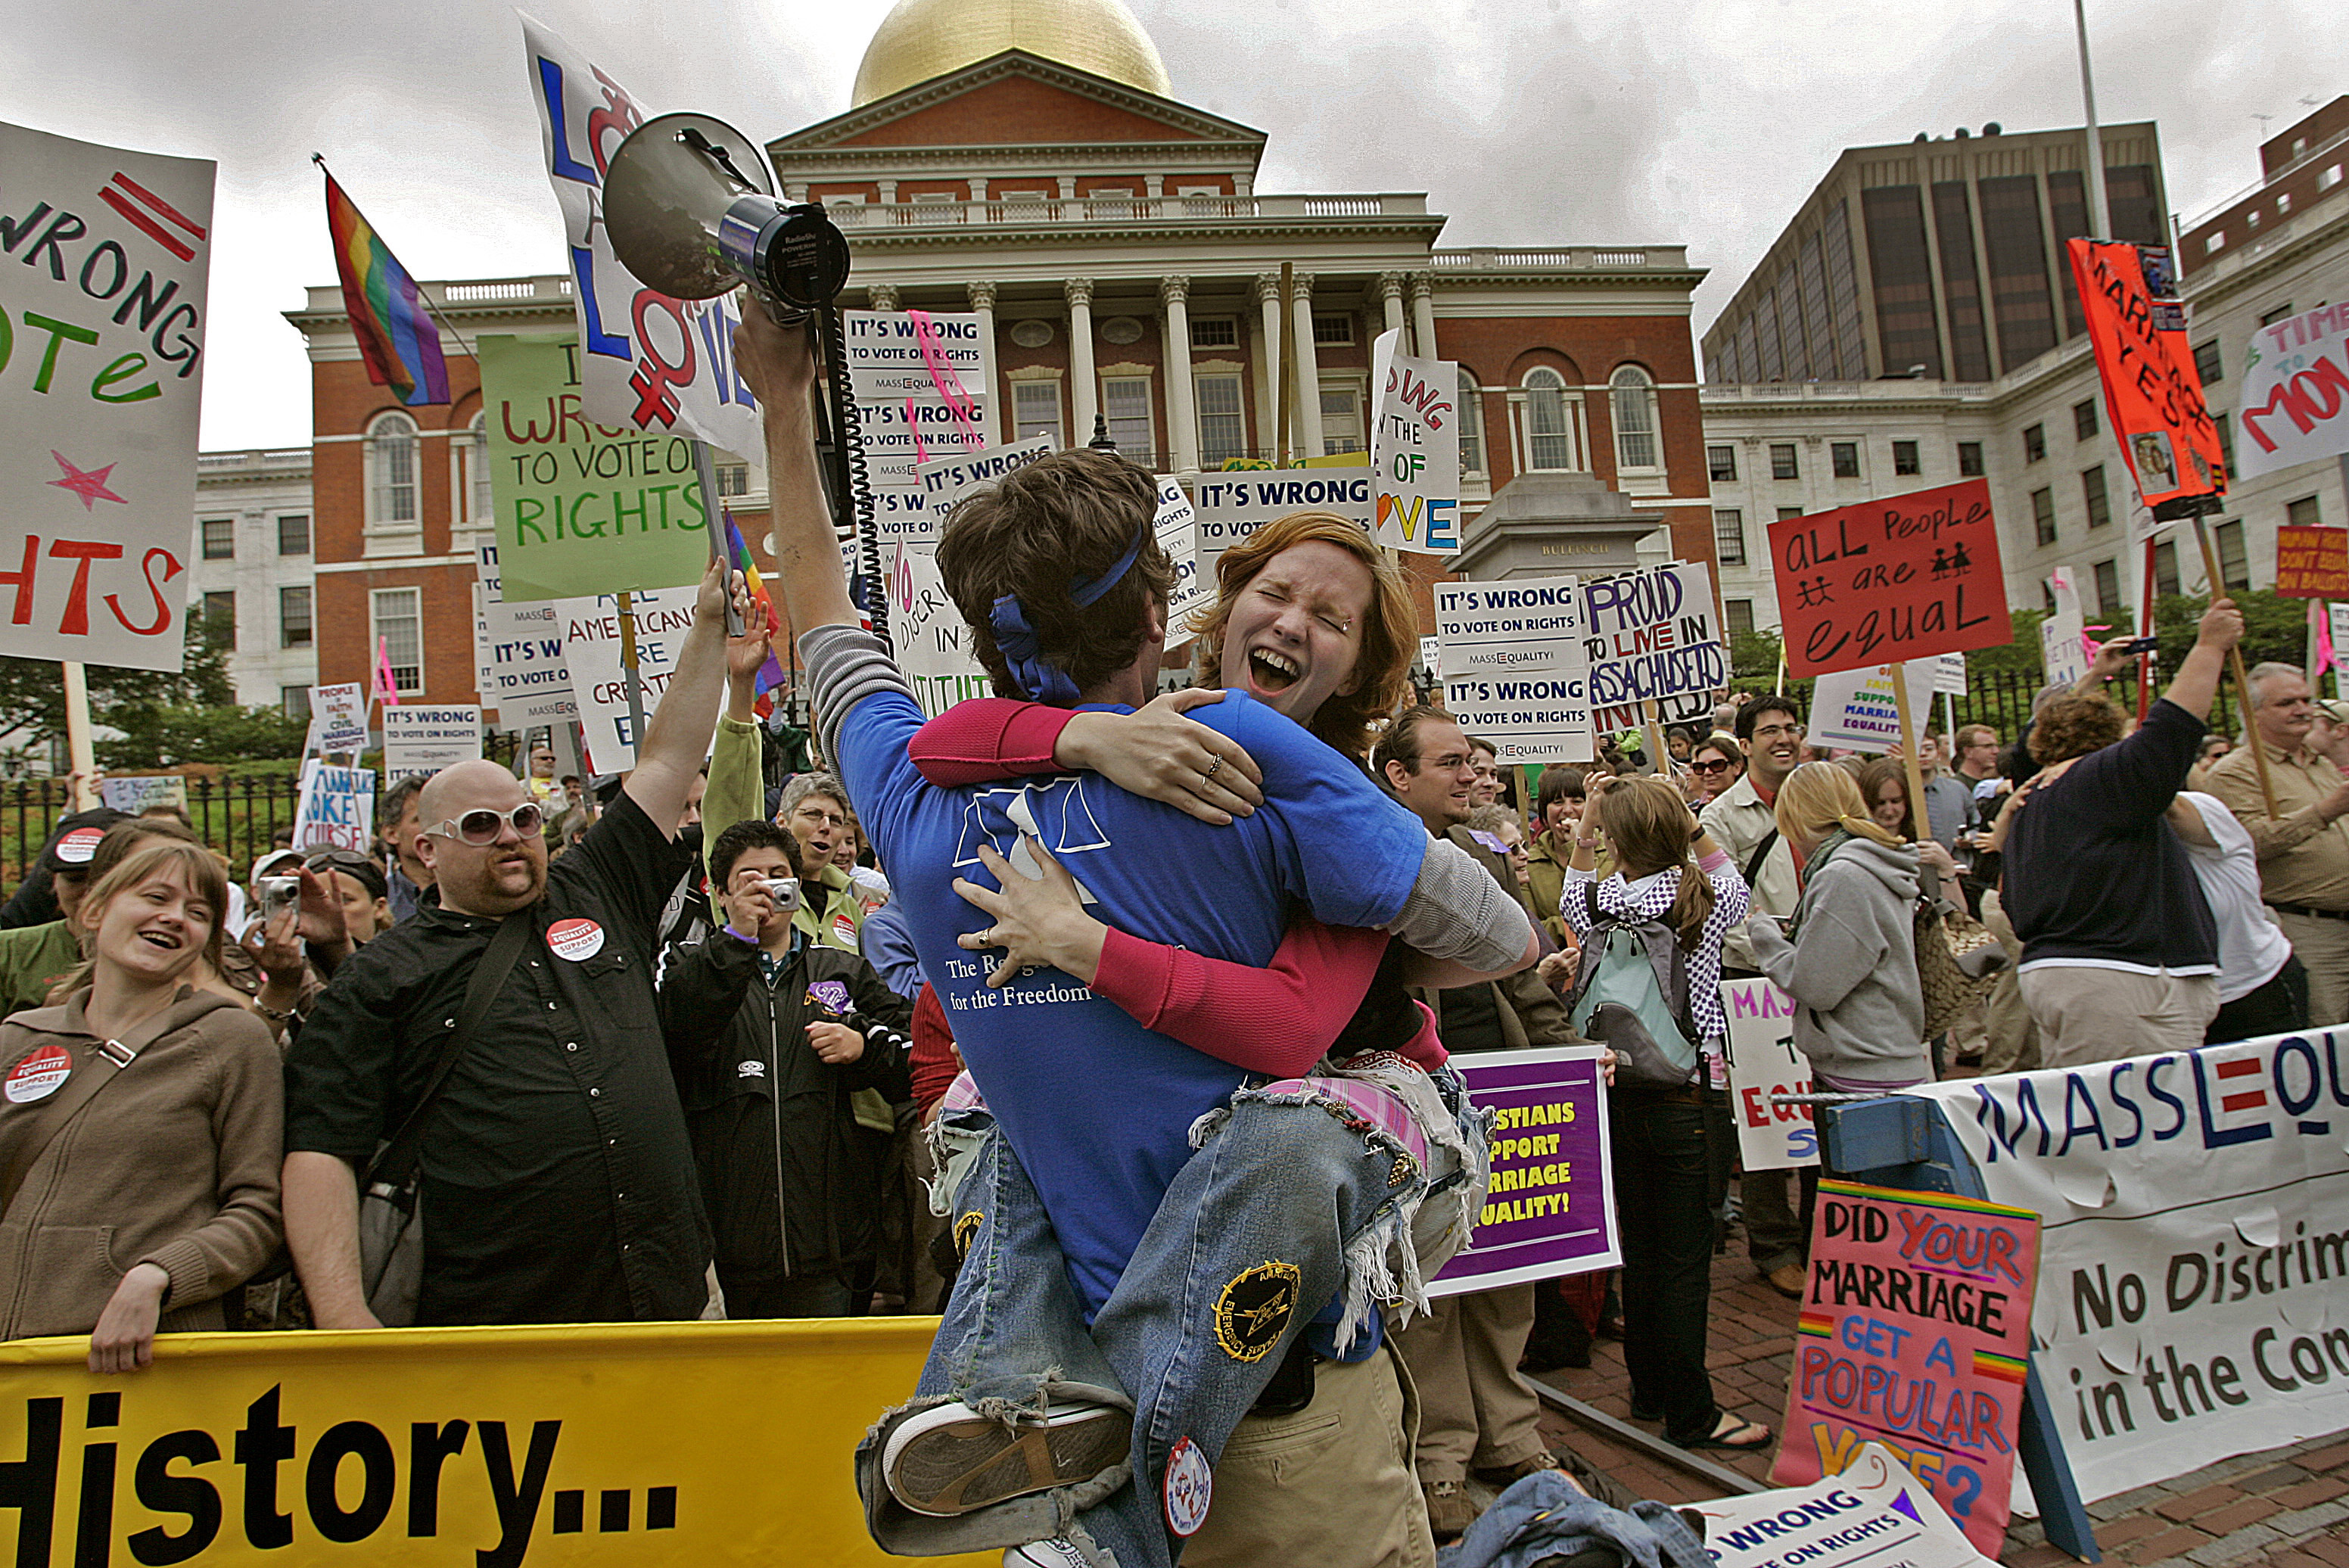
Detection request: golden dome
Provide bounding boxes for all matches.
[851,0,1172,107]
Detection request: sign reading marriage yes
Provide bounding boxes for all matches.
[1769,480,2012,678]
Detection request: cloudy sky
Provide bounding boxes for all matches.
[3,0,2329,451]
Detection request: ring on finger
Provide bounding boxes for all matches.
[1203,756,1224,782]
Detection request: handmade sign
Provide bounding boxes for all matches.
[474,544,578,723]
[885,542,990,719]
[2067,239,2226,510]
[0,121,213,672]
[1719,978,1819,1172]
[1578,562,1726,710]
[291,761,377,854]
[303,682,368,758]
[1154,477,1209,649]
[1769,481,2011,678]
[382,706,483,782]
[1190,462,1374,574]
[1692,1442,1996,1568]
[2273,525,2349,598]
[2232,303,2349,481]
[1809,657,1952,754]
[97,774,187,816]
[1434,576,1594,763]
[1369,328,1461,555]
[1775,1181,2040,1555]
[555,585,694,774]
[1430,1047,1619,1296]
[2039,568,2088,688]
[2332,603,2349,686]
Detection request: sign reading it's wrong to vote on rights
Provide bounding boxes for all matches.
[1434,577,1592,763]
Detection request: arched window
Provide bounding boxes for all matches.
[1523,368,1572,471]
[368,412,418,531]
[1610,366,1659,471]
[1457,370,1485,474]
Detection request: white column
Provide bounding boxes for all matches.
[1066,278,1097,446]
[1377,271,1407,343]
[1253,272,1283,457]
[1409,272,1439,359]
[966,280,1001,444]
[1159,275,1198,473]
[1289,270,1324,459]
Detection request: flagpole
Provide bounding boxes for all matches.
[2073,0,2110,234]
[312,153,477,362]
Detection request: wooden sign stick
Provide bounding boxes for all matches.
[616,590,647,765]
[2190,519,2279,817]
[1641,698,1669,779]
[1889,663,1933,845]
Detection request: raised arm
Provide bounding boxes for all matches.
[2163,598,2243,724]
[736,307,859,636]
[624,558,745,837]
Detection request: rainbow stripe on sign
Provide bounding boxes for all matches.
[322,169,450,406]
[1973,1350,2029,1384]
[1797,1311,1836,1339]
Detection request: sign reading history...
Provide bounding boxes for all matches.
[1768,481,2011,678]
[1430,1047,1619,1296]
[1435,576,1593,762]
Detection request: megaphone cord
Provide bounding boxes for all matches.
[817,303,887,652]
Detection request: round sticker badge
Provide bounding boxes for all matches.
[832,912,858,947]
[55,826,105,866]
[546,919,605,961]
[6,1044,74,1104]
[1162,1436,1212,1538]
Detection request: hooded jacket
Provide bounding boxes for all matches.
[1745,831,1928,1086]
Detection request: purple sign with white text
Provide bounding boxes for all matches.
[1430,1046,1620,1296]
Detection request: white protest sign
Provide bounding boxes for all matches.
[1154,477,1209,649]
[2232,303,2349,481]
[886,541,991,718]
[1688,1442,1995,1568]
[1417,636,1441,676]
[1720,978,1819,1172]
[291,761,376,853]
[471,576,499,715]
[303,682,368,758]
[2332,602,2349,686]
[1436,577,1594,764]
[1190,464,1374,574]
[475,544,577,723]
[98,774,186,816]
[1808,658,1943,753]
[1579,562,1727,712]
[555,584,695,774]
[2040,568,2087,689]
[910,436,1053,547]
[842,310,993,406]
[518,15,765,474]
[1370,328,1461,555]
[382,705,483,782]
[0,121,213,672]
[854,395,994,492]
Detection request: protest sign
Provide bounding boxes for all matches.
[1769,482,2011,678]
[1909,1030,2349,1504]
[2067,239,2226,509]
[1579,561,1726,712]
[0,1316,995,1568]
[1154,477,1209,648]
[481,335,711,603]
[843,309,992,408]
[2273,524,2349,597]
[2332,603,2349,686]
[1369,328,1461,555]
[97,773,187,816]
[1430,1047,1619,1296]
[1808,658,1949,753]
[555,585,694,773]
[303,682,368,758]
[474,544,578,723]
[1721,978,1819,1172]
[2039,568,2088,689]
[885,542,991,719]
[518,15,766,475]
[1691,1442,1997,1568]
[1434,577,1593,763]
[2230,302,2349,481]
[1775,1181,2040,1555]
[908,436,1052,547]
[291,761,377,853]
[0,122,213,673]
[1190,462,1374,574]
[383,705,483,782]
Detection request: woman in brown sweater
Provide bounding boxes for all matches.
[0,839,283,1371]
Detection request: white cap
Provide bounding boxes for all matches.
[250,848,303,882]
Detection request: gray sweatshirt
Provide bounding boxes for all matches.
[1744,833,1928,1087]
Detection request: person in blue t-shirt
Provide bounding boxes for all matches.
[736,310,1535,1568]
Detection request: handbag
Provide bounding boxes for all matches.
[356,913,530,1326]
[1915,900,2001,1040]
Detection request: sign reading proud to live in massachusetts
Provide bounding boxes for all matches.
[1433,576,1593,763]
[1430,1047,1619,1296]
[1578,561,1725,713]
[1769,481,2012,678]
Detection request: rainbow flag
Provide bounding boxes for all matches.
[724,515,789,701]
[322,168,449,406]
[1972,1349,2029,1385]
[1797,1311,1836,1339]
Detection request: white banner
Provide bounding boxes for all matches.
[1721,978,1820,1171]
[2041,568,2087,689]
[1808,657,1946,753]
[1435,576,1593,763]
[555,585,694,774]
[1908,1031,2349,1502]
[382,705,482,782]
[1691,1442,1995,1568]
[303,682,367,758]
[1579,561,1725,710]
[474,544,578,723]
[291,760,375,853]
[842,310,992,405]
[2232,303,2349,481]
[1190,465,1374,575]
[1370,328,1461,555]
[97,774,186,816]
[885,541,990,719]
[0,121,213,672]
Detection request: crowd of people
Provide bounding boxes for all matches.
[0,302,2321,1567]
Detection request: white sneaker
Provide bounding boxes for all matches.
[883,1399,1131,1517]
[1004,1539,1091,1566]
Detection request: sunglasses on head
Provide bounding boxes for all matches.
[428,803,545,846]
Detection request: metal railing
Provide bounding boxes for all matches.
[827,193,1431,229]
[4,776,304,890]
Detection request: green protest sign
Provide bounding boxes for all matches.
[483,334,711,602]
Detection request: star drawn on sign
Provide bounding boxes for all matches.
[47,451,127,511]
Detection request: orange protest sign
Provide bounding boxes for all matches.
[2066,239,2227,512]
[2274,525,2349,597]
[1766,480,2012,678]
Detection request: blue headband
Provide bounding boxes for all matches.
[988,514,1153,704]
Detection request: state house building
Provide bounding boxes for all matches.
[290,0,1717,711]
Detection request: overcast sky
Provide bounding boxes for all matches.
[2,0,2329,451]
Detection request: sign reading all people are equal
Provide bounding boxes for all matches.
[1768,482,2012,678]
[1433,575,1593,763]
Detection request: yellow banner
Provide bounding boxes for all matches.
[0,1318,991,1567]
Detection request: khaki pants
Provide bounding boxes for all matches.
[1183,1344,1434,1568]
[1392,1284,1548,1482]
[2020,966,2220,1068]
[1978,888,2039,1077]
[2269,908,2349,1028]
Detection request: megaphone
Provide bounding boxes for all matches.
[604,112,850,313]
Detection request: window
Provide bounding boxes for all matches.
[1100,376,1153,461]
[714,463,750,498]
[201,518,235,560]
[2214,520,2250,590]
[1776,506,1805,523]
[1707,444,1738,483]
[2031,487,2057,545]
[281,686,310,720]
[1311,313,1355,347]
[464,412,491,525]
[1892,440,1921,476]
[2260,303,2293,327]
[2023,424,2046,463]
[1195,374,1246,467]
[1713,509,1747,567]
[2288,496,2323,528]
[1011,380,1062,446]
[2074,399,2099,440]
[201,591,235,650]
[1319,380,1364,455]
[2152,540,2180,596]
[2092,559,2120,618]
[1457,371,1485,474]
[1725,599,1756,637]
[1769,443,1799,480]
[2192,339,2224,385]
[1831,443,1860,479]
[2325,165,2345,192]
[1609,366,1659,470]
[277,514,310,555]
[1957,441,1984,476]
[280,586,313,649]
[1523,369,1574,471]
[2083,465,2111,530]
[368,412,418,532]
[370,587,423,693]
[2217,415,2235,476]
[1188,316,1238,349]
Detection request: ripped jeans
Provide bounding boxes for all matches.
[857,1065,1491,1568]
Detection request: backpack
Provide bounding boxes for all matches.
[1565,882,1701,1087]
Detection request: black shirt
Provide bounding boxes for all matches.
[285,794,709,1325]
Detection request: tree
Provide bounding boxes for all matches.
[0,619,305,769]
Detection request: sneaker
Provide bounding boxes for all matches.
[1423,1479,1479,1542]
[1004,1538,1091,1566]
[884,1401,1131,1518]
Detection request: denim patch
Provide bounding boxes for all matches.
[1212,1260,1300,1361]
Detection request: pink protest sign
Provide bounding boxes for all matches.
[1773,1180,2041,1557]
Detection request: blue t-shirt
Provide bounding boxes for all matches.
[837,688,1427,1318]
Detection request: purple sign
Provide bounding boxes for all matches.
[1430,1046,1620,1296]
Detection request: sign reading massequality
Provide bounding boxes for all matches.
[1908,1030,2349,1504]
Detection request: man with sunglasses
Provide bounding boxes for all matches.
[283,562,748,1329]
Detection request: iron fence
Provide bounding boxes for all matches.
[5,775,306,890]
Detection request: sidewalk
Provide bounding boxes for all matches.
[1524,1190,2349,1566]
